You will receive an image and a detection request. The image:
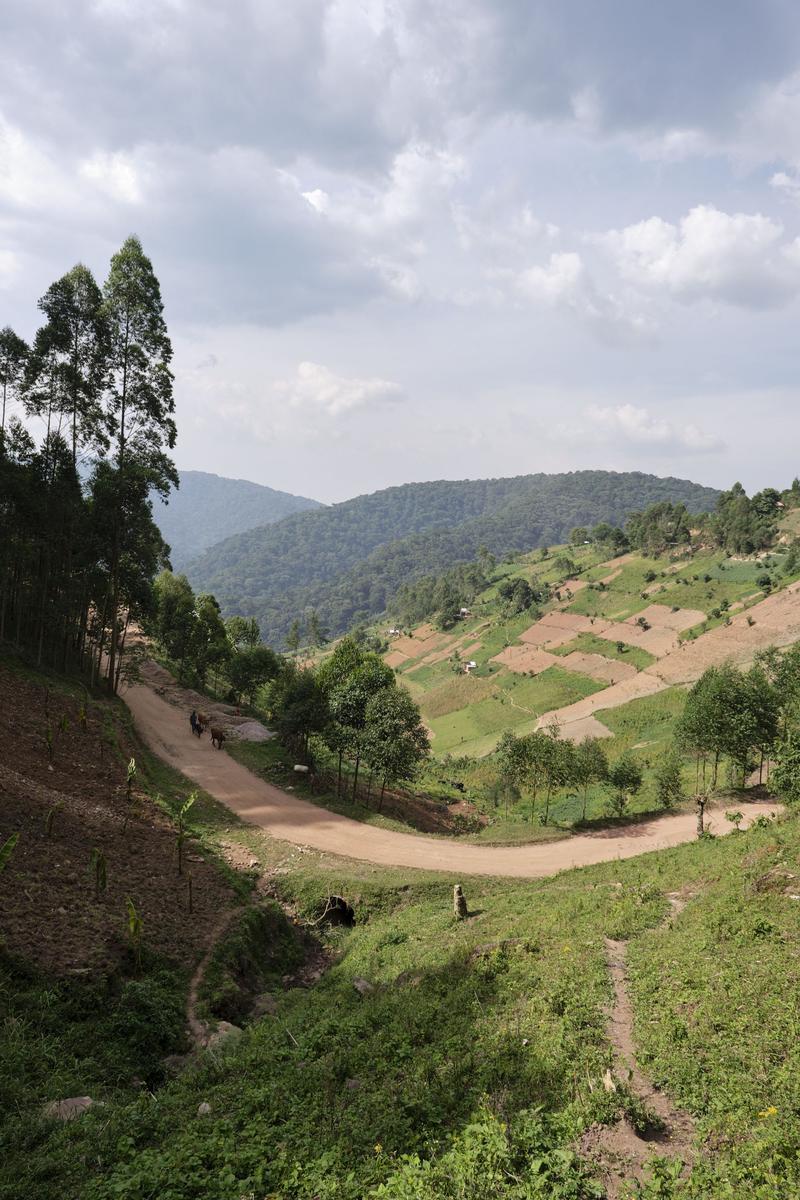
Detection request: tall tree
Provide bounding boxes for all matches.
[0,327,29,445]
[102,236,177,691]
[31,265,109,466]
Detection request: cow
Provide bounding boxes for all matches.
[210,726,226,750]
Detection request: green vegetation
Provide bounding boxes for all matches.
[153,470,321,570]
[186,471,720,647]
[1,237,175,691]
[5,802,798,1200]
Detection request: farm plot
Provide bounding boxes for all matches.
[559,651,638,684]
[490,645,560,674]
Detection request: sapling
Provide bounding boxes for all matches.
[58,713,68,734]
[123,757,137,834]
[176,792,196,875]
[89,848,107,900]
[126,897,143,972]
[44,723,53,763]
[725,810,744,832]
[0,832,19,873]
[45,802,63,838]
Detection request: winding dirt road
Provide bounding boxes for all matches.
[122,677,777,879]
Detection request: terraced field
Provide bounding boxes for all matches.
[385,528,800,758]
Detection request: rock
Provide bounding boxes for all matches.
[293,764,310,773]
[252,994,279,1018]
[162,1053,193,1076]
[752,867,798,894]
[602,1069,617,1094]
[197,1101,212,1116]
[43,1096,94,1121]
[352,977,374,996]
[204,1020,243,1051]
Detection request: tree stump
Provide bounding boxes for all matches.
[453,884,468,920]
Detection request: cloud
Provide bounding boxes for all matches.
[275,361,403,417]
[583,403,723,453]
[79,149,146,203]
[601,205,800,308]
[514,251,652,341]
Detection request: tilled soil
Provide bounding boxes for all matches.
[0,662,235,975]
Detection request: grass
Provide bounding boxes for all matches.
[599,687,688,754]
[8,800,797,1200]
[427,667,604,756]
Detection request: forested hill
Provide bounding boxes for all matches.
[186,470,721,646]
[154,471,322,568]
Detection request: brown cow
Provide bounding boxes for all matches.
[210,726,226,750]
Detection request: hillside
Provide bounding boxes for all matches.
[3,652,796,1200]
[154,471,322,568]
[384,513,800,763]
[186,471,720,646]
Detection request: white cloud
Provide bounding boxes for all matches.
[275,361,403,417]
[514,251,652,341]
[584,403,723,452]
[601,204,800,308]
[79,149,146,203]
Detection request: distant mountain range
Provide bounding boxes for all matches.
[154,471,322,568]
[184,470,721,648]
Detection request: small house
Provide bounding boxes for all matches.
[464,660,478,673]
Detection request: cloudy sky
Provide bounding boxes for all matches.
[3,1,800,502]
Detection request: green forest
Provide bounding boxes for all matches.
[187,471,721,647]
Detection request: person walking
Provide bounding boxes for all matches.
[190,709,198,736]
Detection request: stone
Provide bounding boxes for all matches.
[204,1020,243,1051]
[197,1101,212,1116]
[602,1069,617,1093]
[252,994,279,1018]
[352,977,374,996]
[43,1096,94,1121]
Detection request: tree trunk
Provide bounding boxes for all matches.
[378,778,387,811]
[337,750,343,798]
[696,796,706,837]
[352,754,360,802]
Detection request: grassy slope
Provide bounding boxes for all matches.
[13,804,796,1200]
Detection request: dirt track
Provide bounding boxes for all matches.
[122,678,776,880]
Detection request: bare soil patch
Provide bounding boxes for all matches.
[560,651,638,685]
[490,645,560,674]
[0,662,235,976]
[649,582,800,686]
[628,603,706,632]
[537,672,667,736]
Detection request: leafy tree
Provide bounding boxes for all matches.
[573,737,608,821]
[225,615,261,649]
[227,644,281,706]
[607,754,642,815]
[152,570,197,669]
[362,687,430,808]
[191,593,230,687]
[654,747,684,809]
[268,664,328,757]
[285,618,302,657]
[569,526,589,545]
[328,656,396,800]
[771,729,800,806]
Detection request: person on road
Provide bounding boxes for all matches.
[190,709,198,736]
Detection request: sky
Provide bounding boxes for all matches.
[3,1,800,503]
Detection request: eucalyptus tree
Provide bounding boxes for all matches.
[0,326,29,444]
[101,236,177,692]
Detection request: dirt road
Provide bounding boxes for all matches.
[122,679,776,880]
